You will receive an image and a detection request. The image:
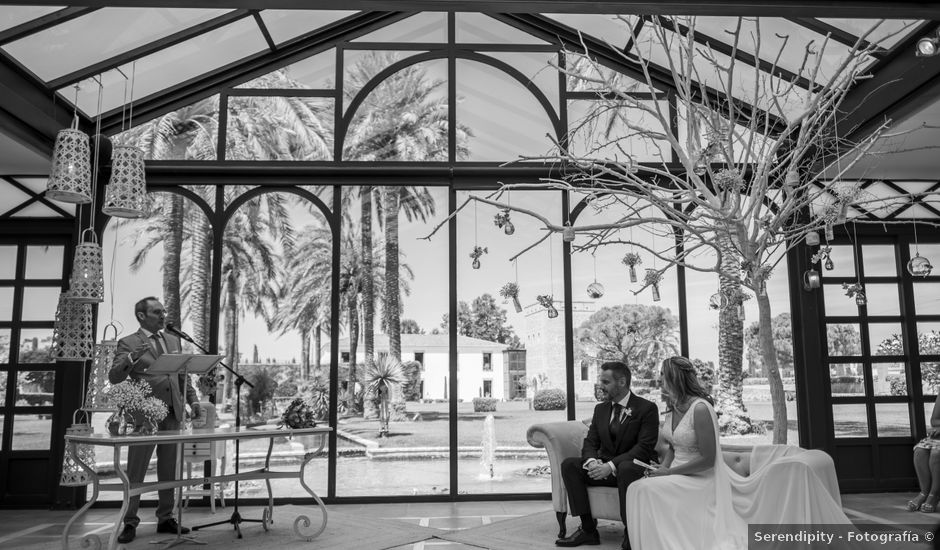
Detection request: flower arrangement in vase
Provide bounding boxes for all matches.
[279,398,318,429]
[493,210,515,235]
[104,379,168,435]
[643,269,663,302]
[622,252,642,283]
[536,294,558,318]
[499,282,522,313]
[469,245,488,269]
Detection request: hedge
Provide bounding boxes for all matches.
[534,388,566,411]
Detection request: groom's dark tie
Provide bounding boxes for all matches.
[610,403,623,439]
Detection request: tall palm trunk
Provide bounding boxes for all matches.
[190,208,212,349]
[314,325,323,381]
[361,187,377,418]
[384,188,402,405]
[757,293,787,443]
[715,232,752,434]
[347,294,360,412]
[301,329,311,380]
[163,194,184,328]
[223,274,239,403]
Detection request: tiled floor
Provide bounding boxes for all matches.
[0,493,935,549]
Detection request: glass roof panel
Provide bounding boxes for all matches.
[819,18,921,49]
[544,14,639,50]
[111,95,220,161]
[484,51,560,113]
[343,50,431,112]
[352,12,447,43]
[236,49,335,89]
[0,6,63,32]
[259,9,357,45]
[458,58,557,161]
[226,96,332,161]
[65,18,267,116]
[567,99,671,163]
[2,8,230,82]
[456,13,548,45]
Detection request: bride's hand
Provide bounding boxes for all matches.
[646,466,671,478]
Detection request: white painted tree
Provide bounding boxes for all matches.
[425,17,933,443]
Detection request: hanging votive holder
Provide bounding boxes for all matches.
[805,231,820,246]
[85,323,119,409]
[512,296,522,313]
[60,410,96,486]
[68,229,104,303]
[547,305,559,318]
[46,118,92,204]
[102,145,147,218]
[824,256,834,271]
[53,292,94,361]
[692,156,707,176]
[562,223,575,243]
[908,253,933,277]
[472,258,481,269]
[855,290,867,307]
[651,282,661,302]
[503,220,515,235]
[586,281,605,299]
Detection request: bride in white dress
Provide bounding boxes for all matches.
[626,357,855,550]
[626,356,746,550]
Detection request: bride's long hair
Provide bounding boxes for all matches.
[661,356,714,409]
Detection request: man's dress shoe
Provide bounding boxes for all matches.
[156,518,190,535]
[556,526,601,547]
[117,525,136,544]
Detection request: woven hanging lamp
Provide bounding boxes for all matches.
[84,324,120,410]
[53,292,94,361]
[102,145,147,218]
[46,116,92,204]
[60,410,96,486]
[67,229,104,304]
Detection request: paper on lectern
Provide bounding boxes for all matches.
[148,353,224,375]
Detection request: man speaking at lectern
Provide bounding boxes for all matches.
[108,296,201,544]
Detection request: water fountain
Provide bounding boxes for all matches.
[479,414,502,480]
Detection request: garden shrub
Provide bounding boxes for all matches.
[400,360,422,401]
[534,388,566,411]
[830,375,863,394]
[473,397,498,412]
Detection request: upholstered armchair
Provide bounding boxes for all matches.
[527,420,843,539]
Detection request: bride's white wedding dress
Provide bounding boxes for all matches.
[626,398,853,550]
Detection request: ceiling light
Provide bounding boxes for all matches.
[916,33,940,57]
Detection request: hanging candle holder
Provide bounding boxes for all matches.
[84,323,120,409]
[102,145,147,218]
[622,252,642,283]
[562,222,575,243]
[642,269,663,302]
[708,292,726,310]
[586,281,605,299]
[842,282,866,307]
[692,156,708,176]
[60,409,96,486]
[53,292,94,361]
[46,110,92,204]
[908,252,934,277]
[469,245,487,270]
[805,231,820,246]
[824,255,835,271]
[68,229,105,303]
[536,294,558,318]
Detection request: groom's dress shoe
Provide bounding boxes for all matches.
[556,527,601,547]
[621,532,632,550]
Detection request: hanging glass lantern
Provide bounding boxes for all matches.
[503,220,515,236]
[102,145,147,218]
[692,157,707,176]
[67,229,104,303]
[472,258,481,269]
[60,410,95,486]
[855,290,867,307]
[586,282,605,299]
[547,305,559,318]
[53,293,94,361]
[824,256,835,271]
[709,292,725,310]
[562,223,575,243]
[908,253,934,277]
[805,231,820,246]
[46,117,92,204]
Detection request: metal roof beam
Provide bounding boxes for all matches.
[0,1,939,18]
[0,7,98,46]
[787,17,883,56]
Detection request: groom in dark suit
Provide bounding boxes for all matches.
[556,361,659,549]
[108,297,200,544]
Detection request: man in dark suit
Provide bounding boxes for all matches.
[108,297,201,544]
[556,361,659,550]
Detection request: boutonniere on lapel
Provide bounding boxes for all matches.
[624,407,633,420]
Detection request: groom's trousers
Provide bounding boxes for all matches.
[560,456,645,525]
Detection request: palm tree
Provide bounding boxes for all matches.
[365,355,403,437]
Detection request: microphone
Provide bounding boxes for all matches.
[165,323,195,344]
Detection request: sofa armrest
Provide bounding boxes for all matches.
[527,421,589,514]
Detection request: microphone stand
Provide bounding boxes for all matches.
[170,327,263,539]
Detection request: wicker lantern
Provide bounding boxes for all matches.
[67,229,104,304]
[46,118,92,204]
[53,292,94,361]
[84,324,120,409]
[103,145,147,218]
[60,410,95,486]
